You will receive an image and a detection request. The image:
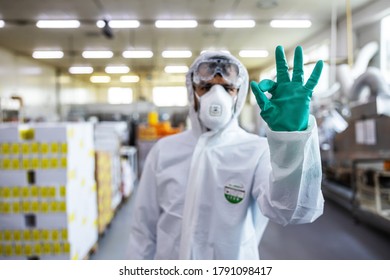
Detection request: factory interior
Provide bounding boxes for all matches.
[0,0,390,260]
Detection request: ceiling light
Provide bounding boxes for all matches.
[213,20,255,28]
[201,49,230,54]
[270,20,312,28]
[155,20,198,28]
[122,50,153,58]
[120,75,140,83]
[97,20,140,28]
[105,66,130,74]
[162,50,192,58]
[90,76,111,83]
[32,51,64,59]
[164,66,189,73]
[239,50,269,57]
[82,51,113,58]
[0,20,4,28]
[36,20,80,28]
[69,66,93,74]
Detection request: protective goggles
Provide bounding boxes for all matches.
[192,57,241,86]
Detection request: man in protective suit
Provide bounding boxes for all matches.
[128,46,324,259]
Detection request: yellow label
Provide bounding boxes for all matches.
[43,243,52,254]
[3,187,11,198]
[2,159,11,170]
[4,230,12,241]
[14,244,23,256]
[51,143,59,153]
[22,143,30,154]
[50,158,58,169]
[11,158,20,169]
[61,229,68,240]
[31,158,39,169]
[52,230,59,241]
[34,244,42,255]
[32,229,40,241]
[53,243,61,254]
[11,143,20,154]
[41,158,49,169]
[0,231,3,241]
[21,186,29,198]
[63,242,70,253]
[31,201,39,212]
[24,244,32,255]
[59,201,66,212]
[1,143,10,154]
[12,202,21,213]
[41,230,49,241]
[31,186,39,197]
[40,186,48,197]
[19,128,35,140]
[48,186,56,197]
[60,185,66,197]
[23,230,31,241]
[31,143,39,153]
[12,187,20,197]
[13,230,22,241]
[41,202,49,213]
[50,201,58,212]
[3,202,11,214]
[61,157,67,168]
[61,143,68,153]
[0,244,2,255]
[40,143,49,154]
[22,201,31,212]
[5,244,12,256]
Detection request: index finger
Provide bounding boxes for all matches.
[275,46,290,83]
[305,60,323,91]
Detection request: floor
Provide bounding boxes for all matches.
[91,190,390,260]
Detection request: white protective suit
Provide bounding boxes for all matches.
[128,51,324,260]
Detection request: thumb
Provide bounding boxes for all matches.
[250,81,270,111]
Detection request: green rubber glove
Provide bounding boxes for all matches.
[250,45,323,131]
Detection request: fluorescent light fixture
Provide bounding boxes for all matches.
[0,20,4,28]
[122,50,153,58]
[32,51,64,59]
[97,20,140,28]
[120,75,140,83]
[201,49,230,54]
[155,20,198,28]
[239,50,269,58]
[214,20,255,28]
[82,51,113,58]
[90,75,111,83]
[105,66,130,74]
[164,66,189,73]
[36,20,80,28]
[162,50,192,58]
[69,66,93,74]
[270,20,312,28]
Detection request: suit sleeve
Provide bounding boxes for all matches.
[127,144,160,259]
[251,115,324,226]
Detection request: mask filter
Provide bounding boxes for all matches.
[197,85,235,131]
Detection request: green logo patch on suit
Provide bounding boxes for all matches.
[224,184,245,204]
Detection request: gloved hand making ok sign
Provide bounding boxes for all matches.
[250,46,323,131]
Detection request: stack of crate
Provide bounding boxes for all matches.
[95,151,114,235]
[0,123,98,260]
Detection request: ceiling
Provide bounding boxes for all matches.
[0,0,376,86]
